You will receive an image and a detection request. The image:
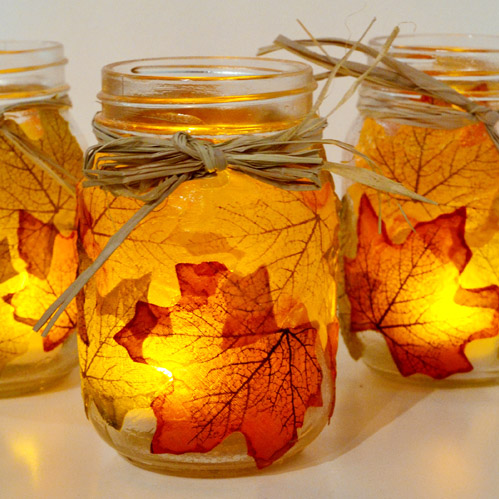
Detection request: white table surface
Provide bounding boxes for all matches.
[1,341,497,499]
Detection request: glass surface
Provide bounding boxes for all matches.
[0,41,83,397]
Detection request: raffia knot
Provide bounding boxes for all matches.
[172,131,227,173]
[468,103,499,128]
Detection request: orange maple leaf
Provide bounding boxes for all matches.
[115,261,324,468]
[0,237,17,285]
[344,195,499,379]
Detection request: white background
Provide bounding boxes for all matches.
[1,1,498,498]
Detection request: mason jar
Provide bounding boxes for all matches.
[77,57,340,475]
[0,41,83,397]
[340,34,499,385]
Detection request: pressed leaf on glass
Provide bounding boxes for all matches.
[344,195,499,379]
[350,118,499,243]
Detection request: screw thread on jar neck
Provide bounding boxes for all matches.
[0,41,69,106]
[95,56,317,137]
[362,34,499,106]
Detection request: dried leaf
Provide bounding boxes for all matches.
[78,272,170,428]
[350,119,499,242]
[7,221,78,351]
[0,237,17,284]
[0,108,82,230]
[115,262,323,469]
[17,210,57,280]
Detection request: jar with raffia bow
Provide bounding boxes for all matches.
[340,34,499,385]
[76,57,339,475]
[0,41,83,397]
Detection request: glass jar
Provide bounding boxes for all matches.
[77,57,340,475]
[0,41,84,397]
[340,35,499,385]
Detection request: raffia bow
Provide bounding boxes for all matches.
[35,26,438,337]
[36,113,433,337]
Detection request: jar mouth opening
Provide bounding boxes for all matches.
[103,56,312,81]
[0,40,66,77]
[99,56,317,107]
[370,33,499,54]
[0,40,62,54]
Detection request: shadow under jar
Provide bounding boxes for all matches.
[340,34,499,386]
[77,57,340,476]
[0,41,83,397]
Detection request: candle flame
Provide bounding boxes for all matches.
[154,366,173,379]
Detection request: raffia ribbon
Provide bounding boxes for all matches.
[259,35,499,150]
[35,118,434,337]
[35,26,439,337]
[0,94,79,196]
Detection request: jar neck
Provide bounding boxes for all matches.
[361,34,499,109]
[0,41,69,106]
[94,57,316,137]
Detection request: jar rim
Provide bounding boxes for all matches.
[369,33,499,54]
[99,56,317,109]
[102,56,313,82]
[0,40,63,55]
[0,40,66,76]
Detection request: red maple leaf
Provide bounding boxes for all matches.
[115,261,324,468]
[344,195,499,379]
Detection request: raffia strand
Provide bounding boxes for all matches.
[258,35,499,151]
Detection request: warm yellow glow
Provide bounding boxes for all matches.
[344,190,499,379]
[153,366,173,379]
[0,105,82,374]
[78,167,338,467]
[11,435,40,484]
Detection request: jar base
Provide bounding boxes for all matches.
[86,351,332,477]
[88,398,329,477]
[355,330,499,387]
[120,451,260,478]
[364,360,499,388]
[0,334,78,398]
